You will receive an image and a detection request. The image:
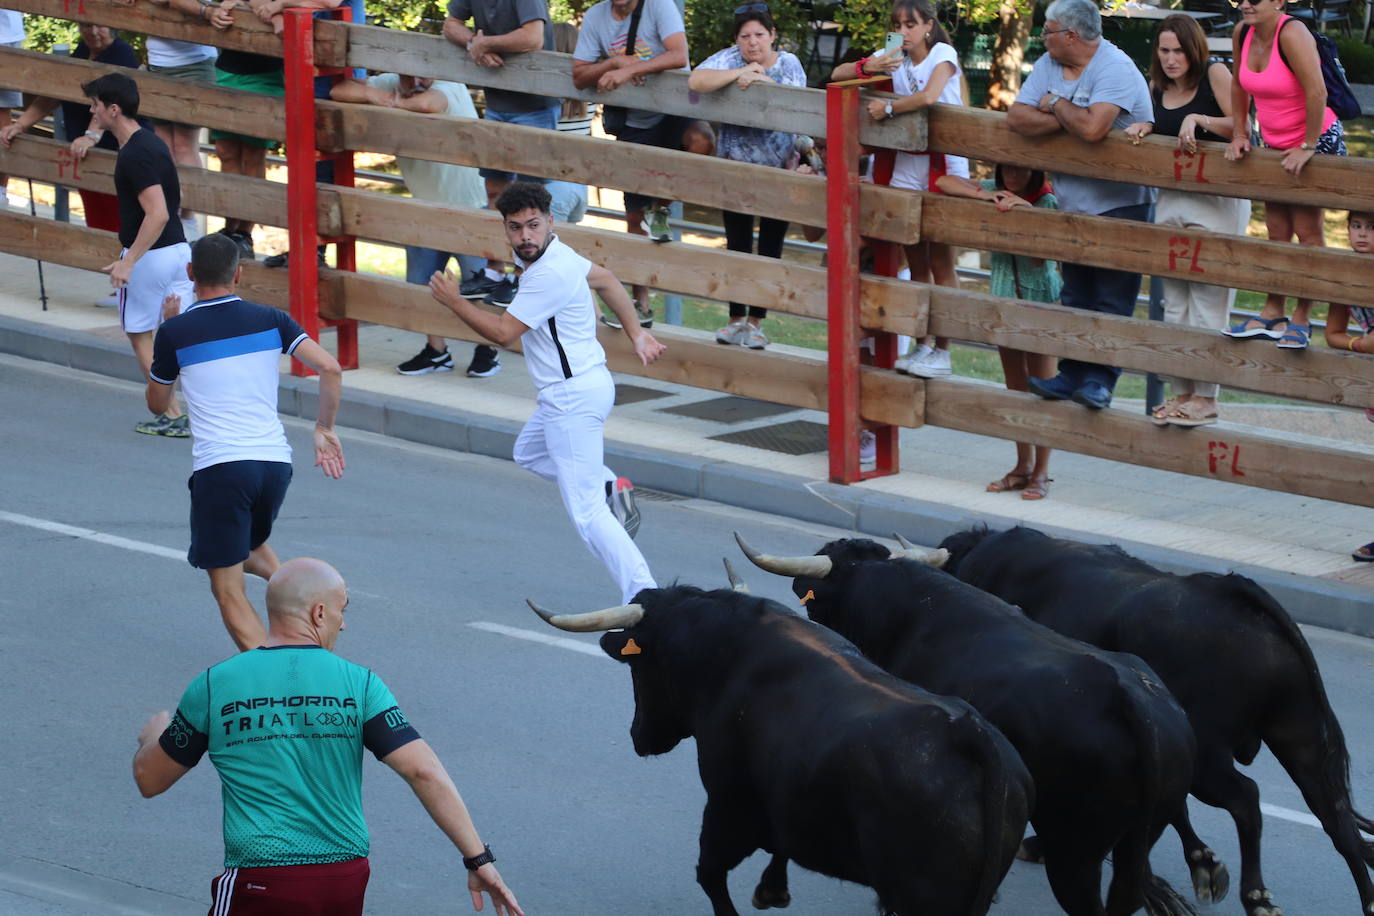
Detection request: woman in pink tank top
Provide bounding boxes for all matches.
[1222,0,1344,351]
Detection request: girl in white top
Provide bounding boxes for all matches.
[832,0,968,378]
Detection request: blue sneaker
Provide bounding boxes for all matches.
[1027,374,1076,401]
[1072,381,1113,410]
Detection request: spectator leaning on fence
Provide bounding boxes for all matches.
[0,7,25,202]
[834,0,969,380]
[687,2,805,352]
[141,2,221,242]
[0,22,140,274]
[573,0,716,327]
[1125,15,1249,428]
[331,72,492,378]
[934,166,1062,500]
[1322,210,1374,562]
[1008,0,1155,412]
[1222,0,1344,352]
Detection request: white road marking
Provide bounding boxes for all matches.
[468,621,607,658]
[0,510,184,561]
[1261,802,1323,829]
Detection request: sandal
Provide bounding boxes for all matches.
[1353,541,1374,562]
[1165,400,1218,427]
[1221,316,1288,340]
[1276,323,1311,350]
[1021,475,1052,501]
[1150,396,1185,427]
[986,470,1031,493]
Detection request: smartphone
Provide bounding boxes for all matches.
[884,31,904,57]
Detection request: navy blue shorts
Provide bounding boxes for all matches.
[187,460,292,570]
[618,114,695,213]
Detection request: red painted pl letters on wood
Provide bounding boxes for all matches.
[1207,441,1245,477]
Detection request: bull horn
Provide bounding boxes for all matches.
[888,546,951,567]
[734,531,833,578]
[722,557,750,593]
[527,598,645,632]
[893,532,916,550]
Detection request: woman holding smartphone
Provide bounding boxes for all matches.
[832,0,968,380]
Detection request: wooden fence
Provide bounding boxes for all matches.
[1,0,1372,507]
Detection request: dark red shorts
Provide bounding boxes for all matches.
[207,858,370,915]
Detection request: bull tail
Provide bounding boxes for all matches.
[1232,576,1374,854]
[957,710,1025,916]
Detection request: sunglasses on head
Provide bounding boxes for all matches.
[735,2,769,14]
[1227,0,1274,7]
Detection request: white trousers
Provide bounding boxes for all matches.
[513,365,656,603]
[1155,190,1251,398]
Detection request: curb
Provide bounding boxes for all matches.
[4,311,1371,638]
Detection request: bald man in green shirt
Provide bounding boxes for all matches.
[132,558,522,915]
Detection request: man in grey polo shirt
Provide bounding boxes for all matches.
[1008,0,1154,411]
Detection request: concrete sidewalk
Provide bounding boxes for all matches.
[3,244,1373,634]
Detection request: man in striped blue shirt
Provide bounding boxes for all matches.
[148,233,346,650]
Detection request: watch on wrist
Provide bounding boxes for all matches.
[1046,92,1061,110]
[883,101,894,119]
[84,129,101,139]
[1298,142,1313,151]
[463,844,495,871]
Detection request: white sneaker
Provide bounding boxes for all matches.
[716,319,747,345]
[894,344,933,375]
[906,347,952,379]
[742,325,770,350]
[859,429,876,465]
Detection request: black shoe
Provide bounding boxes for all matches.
[485,280,517,307]
[216,228,255,260]
[460,272,504,298]
[1071,381,1113,410]
[466,345,502,378]
[397,344,453,375]
[263,247,326,269]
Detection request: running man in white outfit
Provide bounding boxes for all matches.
[429,181,662,602]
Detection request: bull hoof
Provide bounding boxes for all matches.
[1016,835,1045,864]
[751,885,790,909]
[1187,847,1229,904]
[1244,887,1281,916]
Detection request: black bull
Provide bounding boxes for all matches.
[531,586,1033,916]
[743,536,1198,916]
[941,525,1374,916]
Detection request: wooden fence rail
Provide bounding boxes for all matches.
[2,5,1372,507]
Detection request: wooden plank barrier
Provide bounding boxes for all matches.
[925,378,1373,509]
[328,271,924,428]
[928,103,1374,213]
[919,191,1374,308]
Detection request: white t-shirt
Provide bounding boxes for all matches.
[506,236,606,389]
[890,42,969,191]
[573,0,686,129]
[368,75,486,209]
[146,36,217,67]
[0,10,25,45]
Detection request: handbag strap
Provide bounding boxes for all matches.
[622,0,645,58]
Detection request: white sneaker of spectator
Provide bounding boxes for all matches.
[859,429,876,466]
[742,325,769,350]
[894,343,933,375]
[906,346,952,378]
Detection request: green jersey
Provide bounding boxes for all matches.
[160,646,420,868]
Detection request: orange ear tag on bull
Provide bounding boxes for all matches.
[799,589,815,606]
[620,638,643,656]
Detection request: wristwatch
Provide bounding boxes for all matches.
[463,844,495,871]
[1298,142,1313,151]
[1045,92,1062,110]
[883,101,894,119]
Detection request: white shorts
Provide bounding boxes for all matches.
[118,242,193,334]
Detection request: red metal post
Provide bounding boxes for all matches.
[282,9,319,378]
[826,82,862,484]
[316,6,358,370]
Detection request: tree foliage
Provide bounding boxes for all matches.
[683,0,811,67]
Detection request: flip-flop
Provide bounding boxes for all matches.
[1021,476,1052,501]
[1150,396,1184,427]
[986,471,1031,493]
[1165,401,1219,427]
[1276,323,1311,350]
[1221,316,1288,340]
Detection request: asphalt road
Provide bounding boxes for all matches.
[2,353,1373,915]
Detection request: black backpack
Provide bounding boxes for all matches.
[1239,16,1362,121]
